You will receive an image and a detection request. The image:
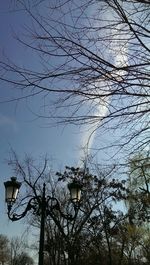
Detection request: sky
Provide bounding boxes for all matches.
[0,0,127,252]
[0,0,84,241]
[0,0,112,241]
[0,2,149,264]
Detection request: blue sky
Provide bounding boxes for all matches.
[0,1,84,239]
[0,0,126,244]
[0,0,111,240]
[0,3,148,264]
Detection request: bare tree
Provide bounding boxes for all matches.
[7,152,128,265]
[10,236,33,265]
[6,151,150,264]
[0,0,149,158]
[12,252,34,265]
[0,235,10,265]
[127,151,150,224]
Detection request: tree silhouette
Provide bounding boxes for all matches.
[0,0,149,158]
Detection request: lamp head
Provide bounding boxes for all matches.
[4,177,21,206]
[68,179,82,203]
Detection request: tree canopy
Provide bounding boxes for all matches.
[5,153,150,265]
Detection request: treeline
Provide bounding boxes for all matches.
[43,167,150,265]
[0,234,34,265]
[5,153,150,265]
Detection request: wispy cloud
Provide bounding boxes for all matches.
[79,92,109,161]
[79,5,128,163]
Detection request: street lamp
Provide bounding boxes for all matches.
[4,177,82,265]
[68,179,82,203]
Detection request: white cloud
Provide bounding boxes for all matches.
[79,3,128,162]
[79,89,110,161]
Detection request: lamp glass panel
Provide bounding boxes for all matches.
[70,188,81,202]
[5,186,19,203]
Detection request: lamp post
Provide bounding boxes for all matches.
[4,177,82,265]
